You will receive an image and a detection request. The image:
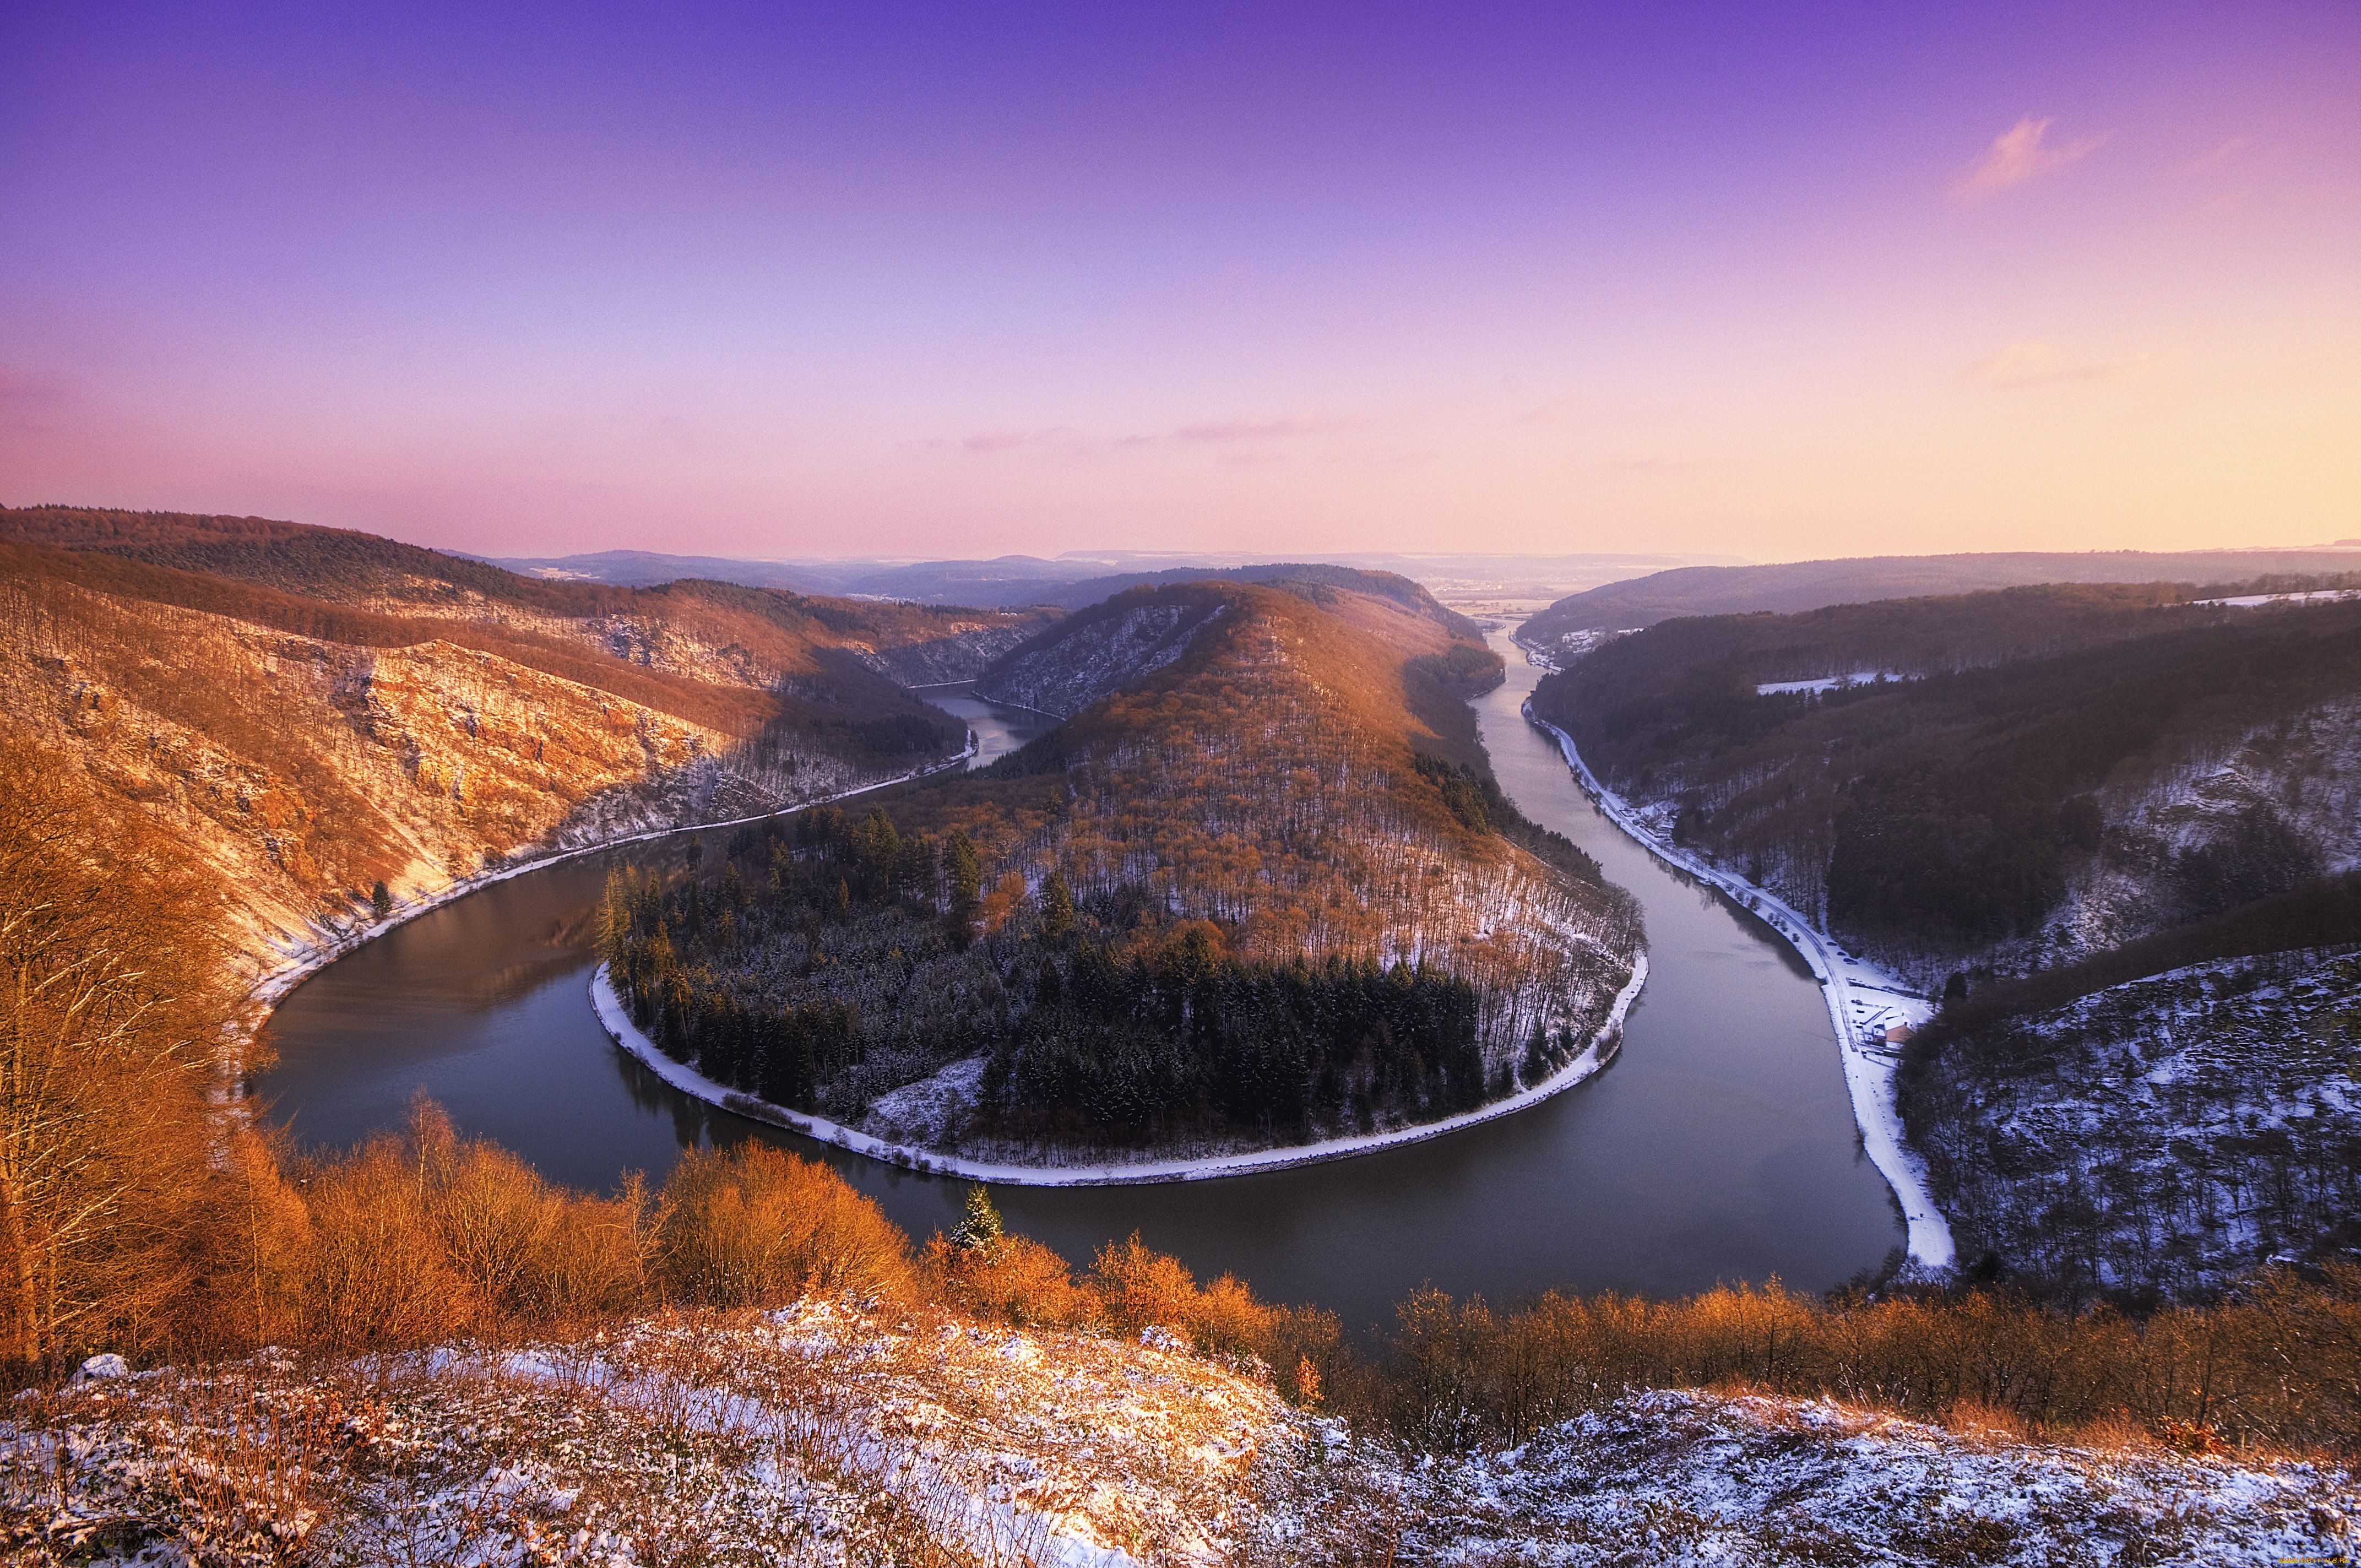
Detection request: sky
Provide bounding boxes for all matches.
[2,1,2357,562]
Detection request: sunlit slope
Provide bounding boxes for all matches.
[974,578,1639,1049]
[1,506,1056,688]
[0,516,1038,985]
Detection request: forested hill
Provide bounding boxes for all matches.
[1517,546,2361,648]
[974,565,1494,718]
[610,578,1642,1165]
[1530,585,2361,985]
[0,509,1043,986]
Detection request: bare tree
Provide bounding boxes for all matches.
[0,748,223,1369]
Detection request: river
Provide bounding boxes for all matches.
[255,647,1901,1332]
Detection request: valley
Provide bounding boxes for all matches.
[13,520,2361,1562]
[1524,579,2361,1303]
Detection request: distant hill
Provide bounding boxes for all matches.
[473,547,824,592]
[1518,547,2361,648]
[611,574,1640,1167]
[482,545,1722,609]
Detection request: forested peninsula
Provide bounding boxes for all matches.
[605,574,1644,1169]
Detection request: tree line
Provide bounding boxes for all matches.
[602,800,1526,1147]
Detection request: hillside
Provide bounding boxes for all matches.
[1518,546,2361,649]
[1530,587,2361,984]
[1901,946,2361,1301]
[0,509,1043,991]
[1530,586,2361,1301]
[2,507,1057,688]
[606,576,1641,1168]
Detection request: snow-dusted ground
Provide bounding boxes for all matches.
[2197,587,2361,609]
[1912,947,2361,1296]
[1754,669,1917,696]
[9,1301,1281,1567]
[1348,1389,2356,1566]
[1523,701,1956,1272]
[25,1308,2352,1566]
[592,956,1647,1186]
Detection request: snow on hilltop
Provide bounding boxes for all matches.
[17,1300,2352,1565]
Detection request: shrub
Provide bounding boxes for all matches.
[653,1142,909,1306]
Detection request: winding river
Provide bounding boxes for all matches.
[256,641,1901,1333]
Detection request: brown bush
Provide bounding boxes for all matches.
[1342,1267,2361,1457]
[1089,1233,1202,1336]
[926,1233,1101,1328]
[653,1141,909,1307]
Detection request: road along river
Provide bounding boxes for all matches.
[255,654,1902,1333]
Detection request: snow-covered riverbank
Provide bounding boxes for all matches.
[1521,699,1956,1273]
[591,956,1648,1187]
[236,738,979,1030]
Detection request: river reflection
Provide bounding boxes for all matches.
[256,647,1900,1332]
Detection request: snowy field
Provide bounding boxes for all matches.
[1754,670,1918,696]
[2197,588,2361,609]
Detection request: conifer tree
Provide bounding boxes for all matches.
[1041,872,1075,941]
[943,829,983,949]
[370,879,392,920]
[950,1184,1004,1254]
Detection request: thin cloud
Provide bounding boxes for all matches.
[959,426,1076,453]
[2185,135,2250,175]
[1950,116,2110,200]
[1968,341,2165,388]
[1171,413,1367,443]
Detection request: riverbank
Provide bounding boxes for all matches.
[1520,697,1956,1273]
[234,736,979,1045]
[591,955,1648,1187]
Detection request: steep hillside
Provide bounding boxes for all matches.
[1531,588,2361,985]
[609,578,1639,1169]
[1519,545,2361,649]
[1902,947,2361,1300]
[0,514,1040,992]
[972,585,1234,717]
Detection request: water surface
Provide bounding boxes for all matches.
[258,650,1900,1331]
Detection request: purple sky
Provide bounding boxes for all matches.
[3,2,2356,560]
